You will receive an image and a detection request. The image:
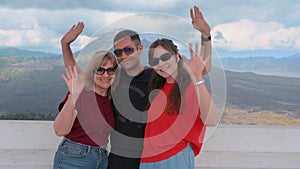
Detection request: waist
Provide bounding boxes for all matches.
[61,138,107,152]
[141,141,188,162]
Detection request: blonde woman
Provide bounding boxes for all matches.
[53,23,118,169]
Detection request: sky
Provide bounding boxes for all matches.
[0,0,300,58]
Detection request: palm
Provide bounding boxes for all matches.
[186,43,205,80]
[190,6,210,36]
[61,22,84,45]
[61,66,85,101]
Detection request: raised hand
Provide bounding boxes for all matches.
[185,43,205,81]
[190,6,211,36]
[61,66,85,102]
[61,22,84,46]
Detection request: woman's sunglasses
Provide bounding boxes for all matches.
[93,66,117,75]
[113,46,135,58]
[148,53,173,67]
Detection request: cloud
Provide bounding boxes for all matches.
[0,0,185,11]
[212,19,300,51]
[0,8,134,53]
[1,1,300,53]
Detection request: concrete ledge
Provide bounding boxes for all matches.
[196,151,300,169]
[1,120,300,169]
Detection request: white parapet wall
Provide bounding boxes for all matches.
[0,120,300,169]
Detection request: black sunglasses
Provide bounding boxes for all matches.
[113,46,135,58]
[93,66,117,75]
[148,53,173,67]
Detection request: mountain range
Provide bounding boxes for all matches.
[218,54,300,77]
[0,48,299,125]
[0,47,58,58]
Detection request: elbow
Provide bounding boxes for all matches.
[53,123,69,137]
[203,110,219,126]
[204,118,219,126]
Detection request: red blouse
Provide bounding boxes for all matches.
[141,83,206,162]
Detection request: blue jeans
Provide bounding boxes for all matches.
[140,143,194,169]
[53,138,108,169]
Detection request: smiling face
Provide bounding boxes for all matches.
[152,45,179,83]
[114,36,142,71]
[93,61,116,94]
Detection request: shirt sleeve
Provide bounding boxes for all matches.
[58,92,70,112]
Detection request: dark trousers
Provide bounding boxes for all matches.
[108,153,141,169]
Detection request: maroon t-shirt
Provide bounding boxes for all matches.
[58,91,115,146]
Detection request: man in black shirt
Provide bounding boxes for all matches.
[108,29,153,169]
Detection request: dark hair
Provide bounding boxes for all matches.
[148,38,191,114]
[113,29,141,47]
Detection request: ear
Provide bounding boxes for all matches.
[138,44,143,55]
[176,54,180,62]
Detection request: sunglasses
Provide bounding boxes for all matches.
[93,66,117,75]
[148,53,173,67]
[113,46,135,58]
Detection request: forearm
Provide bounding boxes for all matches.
[53,95,77,136]
[199,40,212,74]
[196,83,219,126]
[61,42,76,68]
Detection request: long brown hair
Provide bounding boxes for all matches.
[148,38,191,114]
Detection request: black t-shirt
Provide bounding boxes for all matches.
[110,67,153,153]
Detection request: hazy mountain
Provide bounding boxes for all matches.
[219,54,300,77]
[225,70,300,118]
[1,48,299,124]
[0,47,58,58]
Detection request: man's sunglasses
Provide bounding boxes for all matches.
[148,53,173,67]
[93,66,117,75]
[113,46,135,58]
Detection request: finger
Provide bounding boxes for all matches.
[73,66,79,78]
[190,8,195,20]
[65,67,72,80]
[189,43,195,59]
[79,22,84,32]
[76,22,84,31]
[75,22,81,30]
[196,6,204,19]
[68,66,75,79]
[194,6,199,18]
[195,43,199,56]
[182,55,188,63]
[61,74,68,84]
[69,24,76,31]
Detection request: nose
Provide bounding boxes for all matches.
[102,70,110,76]
[155,59,164,68]
[117,51,128,61]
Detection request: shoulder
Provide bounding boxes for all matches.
[134,67,154,81]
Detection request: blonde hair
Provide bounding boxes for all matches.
[84,51,118,98]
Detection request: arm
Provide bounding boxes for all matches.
[53,66,85,136]
[61,22,84,68]
[190,6,212,75]
[187,43,219,126]
[195,80,219,126]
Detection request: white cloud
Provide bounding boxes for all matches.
[1,0,184,11]
[1,0,300,53]
[0,8,135,53]
[212,19,300,51]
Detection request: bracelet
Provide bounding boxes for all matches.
[201,34,211,42]
[195,79,205,86]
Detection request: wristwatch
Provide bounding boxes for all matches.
[201,34,211,41]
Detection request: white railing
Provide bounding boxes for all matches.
[1,120,300,169]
